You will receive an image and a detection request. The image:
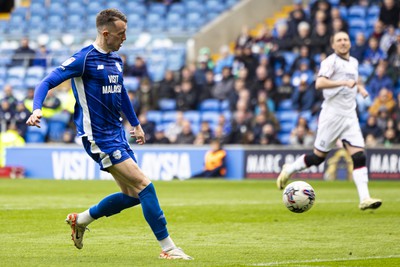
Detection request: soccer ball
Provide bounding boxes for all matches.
[283,181,316,213]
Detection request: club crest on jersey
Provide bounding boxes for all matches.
[112,150,122,160]
[115,62,122,72]
[61,57,75,67]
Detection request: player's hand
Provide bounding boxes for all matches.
[130,124,146,145]
[343,80,356,88]
[26,109,43,128]
[358,86,369,99]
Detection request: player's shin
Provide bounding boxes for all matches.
[351,152,370,202]
[77,192,141,225]
[138,183,176,251]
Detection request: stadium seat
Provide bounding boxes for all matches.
[7,66,26,80]
[167,20,186,33]
[0,67,6,79]
[47,119,67,142]
[277,133,290,145]
[169,3,186,15]
[25,119,48,143]
[162,110,178,123]
[123,77,139,91]
[226,0,240,7]
[166,46,185,71]
[276,110,299,123]
[201,111,220,124]
[358,64,374,77]
[184,110,201,124]
[149,3,167,16]
[185,0,205,14]
[126,2,147,15]
[199,99,220,112]
[277,99,293,111]
[158,99,177,111]
[299,110,312,122]
[220,99,230,111]
[87,2,104,15]
[348,18,367,31]
[348,6,366,19]
[367,5,380,17]
[205,0,226,13]
[145,14,166,32]
[281,52,297,72]
[148,58,167,82]
[280,121,295,133]
[146,110,163,124]
[338,6,348,19]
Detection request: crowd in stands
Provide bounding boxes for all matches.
[1,0,400,147]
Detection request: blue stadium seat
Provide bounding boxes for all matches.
[0,67,6,79]
[30,3,47,17]
[299,110,312,122]
[169,3,186,14]
[367,17,377,28]
[276,110,299,123]
[159,99,177,111]
[25,118,48,143]
[7,66,26,80]
[48,3,66,16]
[191,122,200,135]
[207,12,220,21]
[162,111,178,123]
[146,14,166,32]
[167,20,185,33]
[367,5,380,17]
[146,110,163,124]
[277,99,293,111]
[220,99,230,111]
[201,111,220,124]
[7,20,27,35]
[166,46,185,71]
[281,52,297,72]
[126,2,147,15]
[148,58,167,82]
[358,63,374,77]
[185,0,205,14]
[338,6,348,19]
[348,18,367,31]
[205,0,225,13]
[184,110,201,124]
[348,6,366,19]
[280,121,295,133]
[87,2,104,15]
[47,119,67,142]
[26,66,45,79]
[127,18,145,34]
[149,3,167,15]
[328,0,340,6]
[199,99,220,111]
[226,0,240,7]
[278,133,290,145]
[123,77,139,91]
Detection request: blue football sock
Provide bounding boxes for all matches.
[89,192,140,219]
[138,183,169,241]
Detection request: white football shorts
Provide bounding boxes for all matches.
[314,110,365,152]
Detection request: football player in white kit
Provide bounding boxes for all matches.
[277,31,382,210]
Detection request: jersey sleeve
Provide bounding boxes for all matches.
[32,53,86,110]
[121,83,140,127]
[317,56,335,78]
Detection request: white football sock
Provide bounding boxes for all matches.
[352,167,370,202]
[77,209,95,226]
[159,236,176,252]
[286,154,307,175]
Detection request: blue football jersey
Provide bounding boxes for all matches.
[34,43,139,145]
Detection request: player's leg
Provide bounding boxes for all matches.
[344,144,382,210]
[108,159,193,260]
[277,111,340,189]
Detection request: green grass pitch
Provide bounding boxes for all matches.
[0,179,399,267]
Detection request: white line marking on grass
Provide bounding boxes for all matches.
[251,255,400,266]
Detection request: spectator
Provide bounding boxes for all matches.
[137,78,156,111]
[291,45,315,74]
[2,84,17,109]
[198,121,213,144]
[241,44,259,79]
[292,80,315,112]
[191,139,227,178]
[175,120,195,144]
[368,88,396,116]
[42,89,62,117]
[291,59,314,86]
[383,127,398,146]
[127,90,140,114]
[310,23,330,55]
[365,134,379,147]
[276,73,294,104]
[331,18,348,34]
[0,99,15,129]
[214,45,234,75]
[235,25,253,49]
[228,110,250,144]
[194,58,211,87]
[216,114,231,136]
[312,9,328,29]
[289,124,315,147]
[135,113,155,144]
[158,70,177,99]
[228,78,246,111]
[310,0,331,24]
[213,125,229,144]
[231,47,245,77]
[369,20,385,42]
[250,66,270,101]
[212,66,234,101]
[350,32,368,63]
[11,37,36,67]
[393,93,400,122]
[367,64,394,100]
[379,0,400,28]
[364,36,387,66]
[287,1,308,38]
[119,54,130,76]
[376,106,391,132]
[261,78,278,110]
[252,113,268,143]
[380,25,398,54]
[62,129,75,144]
[198,47,215,70]
[273,22,293,51]
[255,99,279,130]
[193,132,206,145]
[164,111,184,143]
[254,26,274,54]
[387,30,400,58]
[388,44,400,79]
[14,101,30,138]
[154,126,170,144]
[176,81,197,111]
[198,70,215,102]
[362,115,383,141]
[292,21,312,51]
[259,123,281,145]
[129,56,149,80]
[33,45,50,67]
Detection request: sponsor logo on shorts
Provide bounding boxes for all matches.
[112,150,122,160]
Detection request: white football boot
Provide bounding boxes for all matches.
[276,164,293,190]
[359,198,382,211]
[159,247,193,260]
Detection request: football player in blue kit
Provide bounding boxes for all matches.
[26,9,192,260]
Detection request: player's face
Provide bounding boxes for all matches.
[332,32,351,56]
[106,20,127,51]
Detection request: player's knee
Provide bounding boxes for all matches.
[304,153,325,167]
[351,151,366,169]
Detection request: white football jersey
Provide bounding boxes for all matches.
[317,53,359,117]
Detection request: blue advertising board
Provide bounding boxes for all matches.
[6,145,244,180]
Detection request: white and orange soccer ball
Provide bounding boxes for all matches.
[283,181,316,213]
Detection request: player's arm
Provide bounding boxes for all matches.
[120,85,145,145]
[315,76,356,90]
[357,83,369,98]
[26,56,84,128]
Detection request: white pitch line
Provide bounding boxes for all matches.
[251,255,400,266]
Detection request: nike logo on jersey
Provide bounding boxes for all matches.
[97,65,104,70]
